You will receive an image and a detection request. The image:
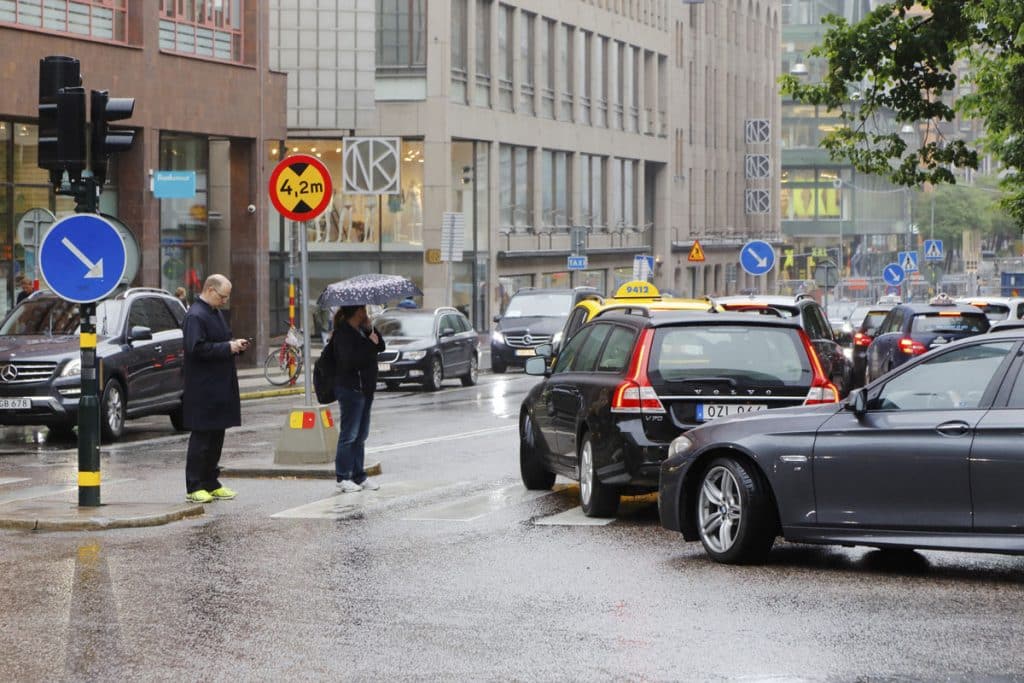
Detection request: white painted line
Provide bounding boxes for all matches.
[271,480,451,520]
[534,506,616,526]
[403,484,567,522]
[0,477,30,487]
[366,425,515,455]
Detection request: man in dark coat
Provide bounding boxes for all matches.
[182,274,248,503]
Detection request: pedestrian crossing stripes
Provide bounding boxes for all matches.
[402,484,567,522]
[270,480,451,519]
[0,477,30,487]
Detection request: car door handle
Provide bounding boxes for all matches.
[935,421,970,437]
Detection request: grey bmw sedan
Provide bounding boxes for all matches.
[659,329,1024,564]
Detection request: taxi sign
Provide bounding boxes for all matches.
[688,240,705,262]
[269,154,333,221]
[614,281,661,299]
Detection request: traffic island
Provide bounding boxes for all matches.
[221,457,381,480]
[0,500,205,531]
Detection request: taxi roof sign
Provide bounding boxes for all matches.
[688,240,705,262]
[613,281,661,299]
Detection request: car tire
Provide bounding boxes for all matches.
[696,456,776,565]
[385,381,402,391]
[100,379,126,442]
[460,355,479,387]
[423,356,443,391]
[169,405,185,431]
[491,358,507,374]
[520,411,555,490]
[47,424,76,441]
[579,433,619,518]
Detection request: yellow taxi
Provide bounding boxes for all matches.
[558,281,717,349]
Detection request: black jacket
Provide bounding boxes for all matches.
[332,322,386,398]
[182,298,241,430]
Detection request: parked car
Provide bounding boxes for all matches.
[374,307,478,391]
[0,287,187,441]
[717,294,853,396]
[491,287,598,373]
[518,310,838,517]
[849,303,896,388]
[660,329,1024,564]
[865,294,989,383]
[955,296,1024,323]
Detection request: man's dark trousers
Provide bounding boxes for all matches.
[186,429,225,493]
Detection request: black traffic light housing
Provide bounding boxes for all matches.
[90,89,135,189]
[38,56,84,189]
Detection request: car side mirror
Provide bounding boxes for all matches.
[534,343,553,357]
[493,314,502,323]
[129,325,153,342]
[848,388,867,417]
[440,327,456,338]
[525,356,549,376]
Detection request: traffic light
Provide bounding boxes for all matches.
[38,56,84,188]
[90,89,135,188]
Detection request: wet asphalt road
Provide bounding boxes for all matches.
[2,374,1024,681]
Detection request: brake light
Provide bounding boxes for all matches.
[898,337,928,355]
[938,311,961,317]
[797,330,839,405]
[611,328,665,414]
[853,332,872,347]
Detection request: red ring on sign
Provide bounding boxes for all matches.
[268,153,334,222]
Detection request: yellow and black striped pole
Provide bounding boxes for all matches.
[78,302,101,506]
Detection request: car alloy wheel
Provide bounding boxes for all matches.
[461,355,478,387]
[424,356,443,391]
[580,439,594,506]
[578,434,618,517]
[100,380,125,441]
[519,411,555,490]
[698,465,742,555]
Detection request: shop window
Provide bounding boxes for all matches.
[159,0,243,62]
[1,0,128,42]
[542,271,570,289]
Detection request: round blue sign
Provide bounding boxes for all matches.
[882,263,906,286]
[740,240,776,276]
[38,214,127,303]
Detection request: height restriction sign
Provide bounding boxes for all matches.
[269,154,333,221]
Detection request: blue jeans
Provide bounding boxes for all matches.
[335,387,372,483]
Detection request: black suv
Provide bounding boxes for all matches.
[490,287,598,373]
[518,310,839,517]
[374,307,479,391]
[0,288,187,441]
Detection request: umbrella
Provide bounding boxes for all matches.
[316,273,423,308]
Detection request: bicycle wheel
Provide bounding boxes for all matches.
[264,347,300,386]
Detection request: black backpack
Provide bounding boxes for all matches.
[313,334,336,404]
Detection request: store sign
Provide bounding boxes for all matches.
[343,137,401,195]
[152,170,196,199]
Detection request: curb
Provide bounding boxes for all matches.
[222,461,381,480]
[0,502,205,532]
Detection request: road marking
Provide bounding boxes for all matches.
[271,480,451,520]
[534,506,616,526]
[0,477,30,487]
[366,425,515,454]
[403,484,567,522]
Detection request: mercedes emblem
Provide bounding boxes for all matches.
[0,364,18,382]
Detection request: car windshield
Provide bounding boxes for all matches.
[375,313,435,338]
[911,313,989,334]
[504,293,574,318]
[649,326,811,385]
[0,298,123,336]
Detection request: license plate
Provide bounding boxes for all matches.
[378,363,391,372]
[515,349,536,357]
[0,398,31,410]
[696,403,767,421]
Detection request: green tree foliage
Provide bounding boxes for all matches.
[913,179,1017,255]
[780,0,1024,225]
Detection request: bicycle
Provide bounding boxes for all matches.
[263,326,304,386]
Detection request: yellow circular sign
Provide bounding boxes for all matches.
[269,154,333,221]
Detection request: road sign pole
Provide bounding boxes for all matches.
[78,303,100,506]
[300,220,312,406]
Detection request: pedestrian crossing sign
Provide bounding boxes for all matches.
[898,250,919,273]
[688,240,705,262]
[924,239,944,261]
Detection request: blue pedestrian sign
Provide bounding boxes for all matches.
[633,255,655,281]
[898,250,919,273]
[567,255,588,271]
[39,214,127,304]
[924,239,944,261]
[740,240,776,276]
[882,263,906,287]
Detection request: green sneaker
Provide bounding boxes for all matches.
[209,486,237,500]
[186,489,214,504]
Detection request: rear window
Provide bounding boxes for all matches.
[861,311,889,334]
[648,326,812,386]
[911,313,989,334]
[973,303,1010,321]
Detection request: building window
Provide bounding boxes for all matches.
[579,31,592,125]
[451,0,468,102]
[376,0,427,73]
[579,154,605,230]
[497,4,514,111]
[1,0,127,41]
[610,158,637,230]
[499,145,532,231]
[539,19,555,118]
[541,150,570,229]
[559,24,574,122]
[159,0,242,62]
[475,0,492,107]
[611,41,624,129]
[780,167,849,221]
[594,36,607,127]
[520,11,535,115]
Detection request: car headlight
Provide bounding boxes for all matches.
[402,350,427,361]
[667,435,693,459]
[60,358,82,377]
[491,330,505,344]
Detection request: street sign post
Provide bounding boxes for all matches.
[924,239,944,261]
[633,255,655,281]
[883,263,906,287]
[568,255,588,271]
[740,240,776,276]
[898,250,919,273]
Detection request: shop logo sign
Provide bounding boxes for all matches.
[343,138,401,195]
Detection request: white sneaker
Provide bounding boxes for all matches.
[336,479,362,493]
[359,478,380,491]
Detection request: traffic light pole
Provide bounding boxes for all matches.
[76,174,101,506]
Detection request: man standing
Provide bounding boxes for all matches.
[182,274,248,503]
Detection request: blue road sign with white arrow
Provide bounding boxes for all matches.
[740,240,776,276]
[38,214,127,304]
[924,239,944,261]
[882,263,906,287]
[898,250,919,273]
